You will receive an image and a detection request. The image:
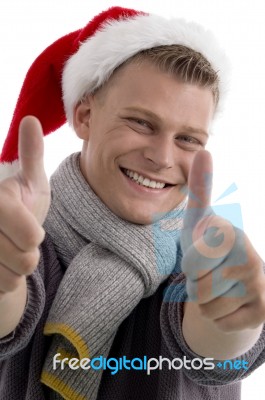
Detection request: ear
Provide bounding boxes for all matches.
[73,98,92,140]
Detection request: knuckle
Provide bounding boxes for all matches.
[254,292,265,317]
[19,249,40,275]
[245,305,264,329]
[199,304,219,320]
[23,228,44,250]
[247,254,263,273]
[248,276,265,298]
[198,304,211,319]
[248,318,263,330]
[214,318,235,333]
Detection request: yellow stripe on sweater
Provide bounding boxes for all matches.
[41,371,88,400]
[44,323,90,359]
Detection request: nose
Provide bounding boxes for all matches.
[143,135,175,170]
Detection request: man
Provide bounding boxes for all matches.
[0,6,265,400]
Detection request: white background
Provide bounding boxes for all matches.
[0,1,265,398]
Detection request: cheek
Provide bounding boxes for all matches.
[103,134,145,163]
[178,152,195,181]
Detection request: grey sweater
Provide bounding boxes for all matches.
[0,233,265,399]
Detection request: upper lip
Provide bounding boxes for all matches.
[121,167,175,186]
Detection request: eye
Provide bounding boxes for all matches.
[125,117,154,133]
[178,135,198,143]
[176,135,203,149]
[128,118,151,127]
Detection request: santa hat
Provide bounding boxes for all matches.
[0,6,229,178]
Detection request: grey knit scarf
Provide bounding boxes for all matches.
[41,152,185,400]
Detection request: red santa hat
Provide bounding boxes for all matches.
[0,6,229,178]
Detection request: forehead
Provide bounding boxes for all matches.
[97,58,214,105]
[96,60,215,123]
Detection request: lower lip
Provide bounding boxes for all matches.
[120,169,174,195]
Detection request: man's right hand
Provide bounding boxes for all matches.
[0,116,50,300]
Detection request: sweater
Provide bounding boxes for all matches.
[40,152,185,400]
[1,234,265,399]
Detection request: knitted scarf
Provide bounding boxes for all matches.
[41,152,185,400]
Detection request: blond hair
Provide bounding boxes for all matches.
[92,44,219,109]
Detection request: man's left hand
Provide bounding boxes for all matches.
[181,150,265,333]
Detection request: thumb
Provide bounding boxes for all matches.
[18,116,50,224]
[184,149,213,228]
[19,115,46,185]
[181,149,214,255]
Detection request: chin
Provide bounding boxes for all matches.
[114,200,172,225]
[121,210,159,225]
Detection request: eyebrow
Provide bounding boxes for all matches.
[123,106,160,122]
[181,125,209,137]
[122,106,209,137]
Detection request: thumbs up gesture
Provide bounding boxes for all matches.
[0,116,50,298]
[181,150,265,333]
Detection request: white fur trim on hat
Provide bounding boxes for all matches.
[62,13,230,125]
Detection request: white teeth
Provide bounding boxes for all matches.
[132,172,139,181]
[125,169,166,189]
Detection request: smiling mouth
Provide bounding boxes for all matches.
[120,168,174,189]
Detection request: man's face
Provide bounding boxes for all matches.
[75,61,215,224]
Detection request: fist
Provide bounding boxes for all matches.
[181,150,265,332]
